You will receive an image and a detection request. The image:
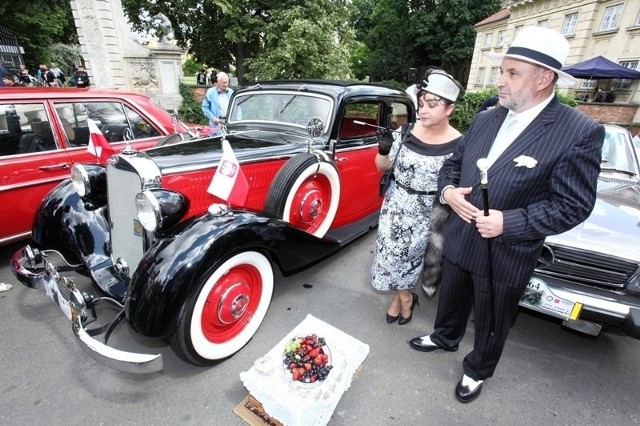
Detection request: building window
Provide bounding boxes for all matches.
[488,67,499,85]
[514,25,524,41]
[483,32,493,49]
[562,12,579,35]
[537,19,549,28]
[579,79,597,89]
[496,30,506,47]
[599,4,623,31]
[612,60,638,90]
[476,67,486,85]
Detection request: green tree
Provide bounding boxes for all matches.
[408,0,503,81]
[0,1,78,72]
[364,0,411,82]
[245,0,356,80]
[122,0,267,84]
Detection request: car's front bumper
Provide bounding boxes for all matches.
[521,274,640,339]
[10,245,163,373]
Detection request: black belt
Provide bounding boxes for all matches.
[394,180,437,195]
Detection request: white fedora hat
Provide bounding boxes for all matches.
[485,26,577,87]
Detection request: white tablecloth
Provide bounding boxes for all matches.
[239,314,369,426]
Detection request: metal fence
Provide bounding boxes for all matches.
[0,25,24,76]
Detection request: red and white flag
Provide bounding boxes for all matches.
[87,119,116,163]
[207,139,249,206]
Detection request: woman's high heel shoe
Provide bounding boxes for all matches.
[386,312,400,323]
[398,293,419,325]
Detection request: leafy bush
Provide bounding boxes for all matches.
[451,88,578,133]
[178,83,207,125]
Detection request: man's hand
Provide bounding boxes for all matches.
[442,186,479,223]
[472,209,504,238]
[376,128,394,155]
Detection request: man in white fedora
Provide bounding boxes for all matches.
[409,26,604,402]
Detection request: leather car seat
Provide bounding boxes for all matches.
[17,134,46,154]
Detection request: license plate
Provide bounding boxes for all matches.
[519,277,582,321]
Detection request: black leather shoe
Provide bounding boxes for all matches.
[409,335,458,352]
[386,313,399,323]
[455,374,483,403]
[398,293,419,325]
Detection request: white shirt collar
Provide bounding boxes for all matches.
[507,92,555,131]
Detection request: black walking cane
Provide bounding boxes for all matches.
[476,158,495,336]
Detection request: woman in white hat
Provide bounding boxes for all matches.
[371,69,463,325]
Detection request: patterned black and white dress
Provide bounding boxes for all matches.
[371,130,461,292]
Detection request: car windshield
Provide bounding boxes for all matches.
[600,127,640,177]
[228,91,332,132]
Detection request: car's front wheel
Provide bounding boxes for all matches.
[170,251,274,366]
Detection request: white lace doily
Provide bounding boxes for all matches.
[239,314,370,426]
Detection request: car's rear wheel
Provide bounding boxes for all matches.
[170,251,274,366]
[264,153,340,238]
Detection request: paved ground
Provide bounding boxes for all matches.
[1,233,639,425]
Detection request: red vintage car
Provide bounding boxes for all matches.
[0,87,189,245]
[11,80,414,373]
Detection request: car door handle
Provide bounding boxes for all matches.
[40,163,70,171]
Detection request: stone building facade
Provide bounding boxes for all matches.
[468,0,640,124]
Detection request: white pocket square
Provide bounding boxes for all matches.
[514,155,537,168]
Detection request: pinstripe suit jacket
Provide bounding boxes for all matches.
[438,97,605,286]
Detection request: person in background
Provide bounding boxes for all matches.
[409,26,604,404]
[201,71,233,132]
[371,69,463,326]
[476,95,499,113]
[17,65,35,86]
[592,88,607,102]
[196,69,207,85]
[72,65,90,88]
[2,74,17,87]
[49,62,66,86]
[0,60,6,87]
[36,64,46,85]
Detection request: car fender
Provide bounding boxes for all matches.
[31,176,128,298]
[125,210,341,338]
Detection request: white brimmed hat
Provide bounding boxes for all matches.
[420,71,461,103]
[484,26,577,87]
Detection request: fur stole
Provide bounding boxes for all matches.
[420,197,451,298]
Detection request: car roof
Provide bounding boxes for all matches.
[235,80,408,98]
[0,87,156,101]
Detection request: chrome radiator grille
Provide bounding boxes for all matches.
[536,245,639,290]
[107,161,146,277]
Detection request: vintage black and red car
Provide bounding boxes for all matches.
[0,87,190,246]
[11,80,415,373]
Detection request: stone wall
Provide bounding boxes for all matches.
[190,85,209,103]
[576,103,639,126]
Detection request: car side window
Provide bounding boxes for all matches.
[338,102,382,140]
[54,101,160,147]
[390,102,410,130]
[0,103,57,156]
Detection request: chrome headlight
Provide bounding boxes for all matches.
[135,189,188,233]
[71,164,90,197]
[135,190,162,232]
[71,164,106,200]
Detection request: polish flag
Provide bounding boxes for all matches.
[207,139,249,206]
[87,119,116,163]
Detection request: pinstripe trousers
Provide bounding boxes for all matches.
[430,257,528,381]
